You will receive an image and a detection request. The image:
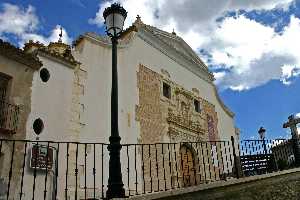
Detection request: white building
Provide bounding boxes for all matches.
[0,17,238,199]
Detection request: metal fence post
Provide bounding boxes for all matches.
[292,137,300,167]
[231,136,240,178]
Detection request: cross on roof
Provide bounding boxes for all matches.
[58,27,63,43]
[283,115,300,138]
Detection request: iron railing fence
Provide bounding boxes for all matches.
[0,137,297,200]
[0,100,19,134]
[239,139,296,176]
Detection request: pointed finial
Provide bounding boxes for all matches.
[172,28,176,35]
[133,14,143,26]
[137,15,141,21]
[58,26,63,43]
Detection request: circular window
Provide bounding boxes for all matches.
[33,118,44,135]
[40,68,50,82]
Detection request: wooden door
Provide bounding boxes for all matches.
[180,145,196,187]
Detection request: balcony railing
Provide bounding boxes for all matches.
[0,137,298,199]
[0,100,20,134]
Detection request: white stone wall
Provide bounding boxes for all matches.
[26,56,74,141]
[22,55,75,200]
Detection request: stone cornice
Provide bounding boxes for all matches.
[37,50,78,69]
[143,24,209,69]
[24,40,80,69]
[38,47,79,69]
[0,39,42,70]
[212,85,235,118]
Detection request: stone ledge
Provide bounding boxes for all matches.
[129,168,300,200]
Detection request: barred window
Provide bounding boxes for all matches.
[163,82,171,99]
[194,99,201,113]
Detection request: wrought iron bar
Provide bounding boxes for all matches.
[65,143,69,199]
[54,143,59,200]
[173,143,179,188]
[43,142,50,200]
[155,144,159,192]
[84,144,87,200]
[134,144,138,195]
[19,141,27,200]
[6,140,15,200]
[126,145,130,196]
[168,143,172,189]
[141,144,145,194]
[93,143,96,199]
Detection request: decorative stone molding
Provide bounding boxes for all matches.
[161,69,170,78]
[174,87,194,100]
[0,39,42,70]
[168,127,203,142]
[192,88,199,95]
[212,85,234,118]
[24,40,80,68]
[167,108,206,135]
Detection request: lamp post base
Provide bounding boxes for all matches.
[106,136,125,199]
[106,185,125,199]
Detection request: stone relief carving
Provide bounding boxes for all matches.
[136,64,219,144]
[161,69,170,78]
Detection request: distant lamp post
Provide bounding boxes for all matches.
[103,3,127,199]
[258,127,267,154]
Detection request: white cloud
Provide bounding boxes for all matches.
[0,3,38,35]
[206,15,300,90]
[90,0,293,31]
[0,3,71,46]
[90,0,298,91]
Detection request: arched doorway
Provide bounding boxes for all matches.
[179,144,197,187]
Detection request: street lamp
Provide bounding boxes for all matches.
[258,127,267,154]
[103,3,127,199]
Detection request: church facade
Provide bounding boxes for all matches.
[0,17,238,199]
[71,16,236,144]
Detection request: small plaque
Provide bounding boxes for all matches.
[30,145,54,170]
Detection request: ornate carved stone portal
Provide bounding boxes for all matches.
[136,64,219,144]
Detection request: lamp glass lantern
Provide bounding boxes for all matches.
[103,3,127,38]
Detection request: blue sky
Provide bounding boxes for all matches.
[1,0,300,140]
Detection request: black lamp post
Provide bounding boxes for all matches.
[103,3,127,199]
[258,127,267,154]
